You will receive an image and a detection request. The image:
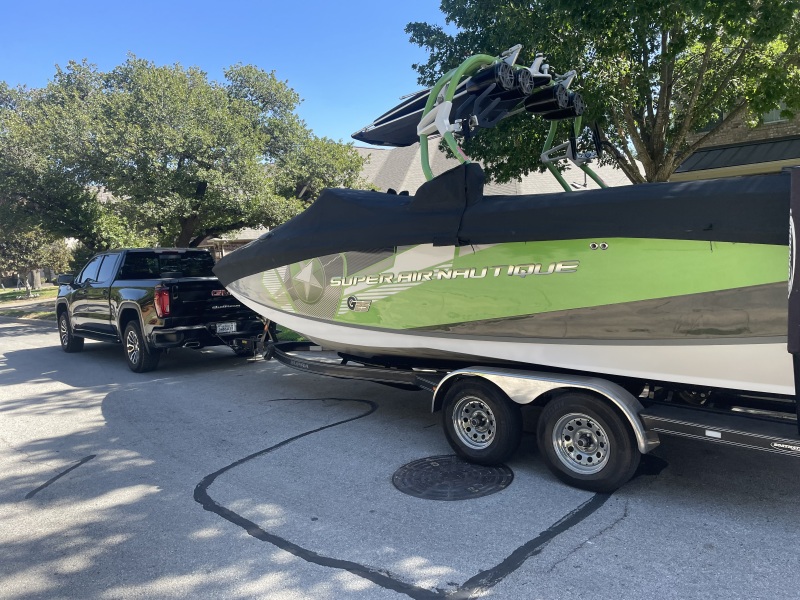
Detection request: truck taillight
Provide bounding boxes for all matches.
[154,286,171,317]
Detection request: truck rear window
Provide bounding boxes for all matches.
[119,251,216,279]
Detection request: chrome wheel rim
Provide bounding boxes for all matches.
[452,396,496,450]
[126,329,140,365]
[59,316,69,347]
[552,413,609,474]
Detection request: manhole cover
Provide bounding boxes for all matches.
[392,455,514,501]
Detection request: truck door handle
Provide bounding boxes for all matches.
[102,290,109,299]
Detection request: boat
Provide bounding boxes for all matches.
[213,47,797,397]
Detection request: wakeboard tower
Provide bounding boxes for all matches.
[213,45,796,397]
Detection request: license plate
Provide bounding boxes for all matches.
[216,322,237,334]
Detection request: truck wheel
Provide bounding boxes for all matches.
[537,393,640,493]
[442,379,522,465]
[58,312,84,353]
[124,322,160,373]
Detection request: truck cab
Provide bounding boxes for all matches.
[56,248,265,372]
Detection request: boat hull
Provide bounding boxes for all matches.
[224,239,793,395]
[214,165,794,395]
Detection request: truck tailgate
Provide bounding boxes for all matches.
[164,278,256,322]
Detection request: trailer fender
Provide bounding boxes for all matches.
[432,367,659,454]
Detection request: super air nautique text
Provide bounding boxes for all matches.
[330,261,580,287]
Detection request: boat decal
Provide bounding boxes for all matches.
[415,283,786,340]
[237,238,787,332]
[290,258,326,304]
[347,297,372,312]
[261,268,294,312]
[336,244,456,315]
[771,442,800,453]
[330,261,579,286]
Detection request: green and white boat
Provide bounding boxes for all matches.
[213,47,795,397]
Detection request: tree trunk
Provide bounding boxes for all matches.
[23,271,32,298]
[175,214,200,247]
[173,182,208,247]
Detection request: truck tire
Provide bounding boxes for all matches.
[537,393,640,493]
[442,379,522,465]
[124,321,160,373]
[58,312,84,353]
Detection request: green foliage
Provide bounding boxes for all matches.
[273,134,370,201]
[37,238,73,278]
[0,229,41,276]
[0,56,367,249]
[0,223,72,291]
[407,0,800,182]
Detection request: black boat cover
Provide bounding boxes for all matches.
[213,164,791,287]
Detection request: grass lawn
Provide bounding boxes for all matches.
[0,308,56,321]
[273,327,306,342]
[0,286,58,320]
[0,286,59,304]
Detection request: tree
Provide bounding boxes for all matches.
[272,134,371,202]
[0,57,366,249]
[38,238,73,280]
[406,0,800,183]
[0,225,71,295]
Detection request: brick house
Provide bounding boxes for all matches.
[200,227,267,260]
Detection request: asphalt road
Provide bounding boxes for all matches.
[1,316,799,599]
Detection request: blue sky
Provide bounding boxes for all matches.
[0,0,450,144]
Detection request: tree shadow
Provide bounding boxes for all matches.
[3,331,800,599]
[3,332,476,598]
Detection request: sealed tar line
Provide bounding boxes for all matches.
[25,454,96,500]
[194,397,614,599]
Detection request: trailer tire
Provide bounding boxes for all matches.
[58,312,84,353]
[124,322,160,373]
[537,393,640,492]
[442,379,522,465]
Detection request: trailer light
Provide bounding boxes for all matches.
[154,286,171,317]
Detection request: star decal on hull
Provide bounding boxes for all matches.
[290,258,326,304]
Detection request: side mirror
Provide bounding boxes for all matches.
[56,274,75,286]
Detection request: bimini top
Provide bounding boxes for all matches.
[213,163,790,287]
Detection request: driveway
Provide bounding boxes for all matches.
[1,316,799,599]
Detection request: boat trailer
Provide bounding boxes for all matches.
[264,341,800,492]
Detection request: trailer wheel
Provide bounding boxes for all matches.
[442,379,522,465]
[124,322,160,373]
[537,393,640,492]
[58,312,84,353]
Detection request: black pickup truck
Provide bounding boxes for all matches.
[55,248,266,372]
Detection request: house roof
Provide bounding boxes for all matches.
[674,137,800,174]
